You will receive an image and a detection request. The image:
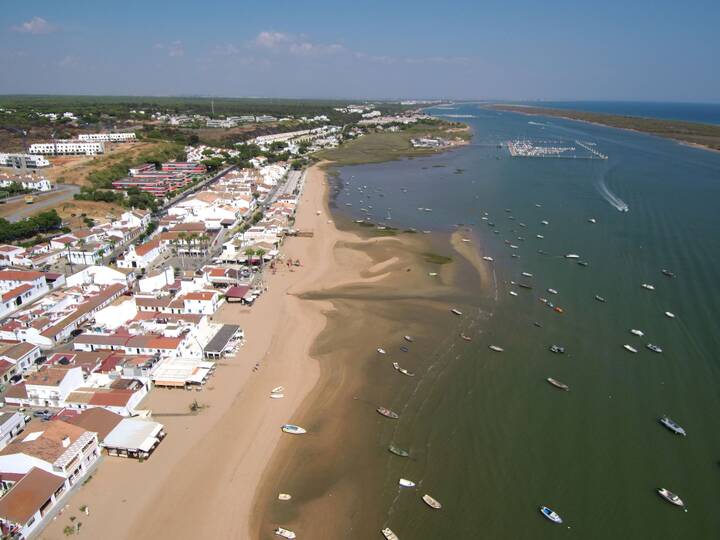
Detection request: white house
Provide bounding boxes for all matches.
[28,141,104,156]
[0,176,52,192]
[0,153,50,169]
[117,239,165,270]
[66,242,111,266]
[0,270,49,318]
[0,413,26,450]
[5,366,85,408]
[78,133,136,143]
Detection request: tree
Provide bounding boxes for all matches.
[177,232,187,268]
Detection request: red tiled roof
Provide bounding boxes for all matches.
[88,389,133,407]
[0,270,42,282]
[134,239,161,257]
[125,335,182,350]
[1,284,33,302]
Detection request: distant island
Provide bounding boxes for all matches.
[488,104,720,152]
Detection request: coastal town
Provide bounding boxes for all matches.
[0,100,463,539]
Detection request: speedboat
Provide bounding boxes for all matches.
[659,416,686,436]
[509,291,518,297]
[377,348,386,355]
[549,345,565,354]
[422,494,442,509]
[403,335,414,343]
[647,343,663,353]
[482,256,494,262]
[451,308,463,316]
[539,506,563,524]
[565,253,580,259]
[521,272,533,278]
[547,378,569,391]
[662,269,675,278]
[388,445,409,457]
[381,528,400,540]
[642,283,656,291]
[547,288,558,295]
[594,295,606,302]
[630,329,644,337]
[281,424,306,434]
[489,345,504,352]
[665,311,676,319]
[377,406,399,419]
[274,528,297,539]
[399,478,416,488]
[510,244,519,249]
[278,493,292,501]
[657,488,685,507]
[623,344,638,353]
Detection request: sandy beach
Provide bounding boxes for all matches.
[39,163,367,540]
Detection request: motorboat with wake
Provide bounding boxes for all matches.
[377,348,386,355]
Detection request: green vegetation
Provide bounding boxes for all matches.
[74,186,159,212]
[422,252,453,264]
[0,209,62,243]
[316,120,468,165]
[0,181,31,200]
[489,104,720,151]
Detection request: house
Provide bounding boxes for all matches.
[0,246,27,268]
[0,271,49,318]
[0,342,41,375]
[64,378,150,417]
[4,366,84,408]
[66,241,110,266]
[117,239,165,270]
[0,413,26,450]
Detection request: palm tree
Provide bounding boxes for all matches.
[255,248,266,269]
[187,233,198,258]
[244,247,255,266]
[177,232,187,268]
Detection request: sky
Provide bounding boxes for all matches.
[1,0,719,101]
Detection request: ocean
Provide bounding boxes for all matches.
[506,100,720,125]
[261,104,720,539]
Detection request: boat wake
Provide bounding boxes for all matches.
[596,178,629,212]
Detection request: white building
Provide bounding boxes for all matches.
[0,153,50,169]
[28,141,104,156]
[0,412,26,450]
[78,133,136,143]
[0,176,52,192]
[0,270,49,318]
[117,239,166,270]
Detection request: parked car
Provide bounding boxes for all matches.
[24,415,32,424]
[9,374,22,384]
[32,409,50,418]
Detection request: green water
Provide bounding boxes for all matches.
[327,105,720,538]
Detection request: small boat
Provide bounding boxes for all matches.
[533,322,543,328]
[547,378,569,391]
[451,308,463,316]
[665,311,676,319]
[382,527,400,540]
[518,283,533,289]
[399,478,416,488]
[377,348,386,355]
[661,269,675,278]
[388,445,409,457]
[510,244,519,249]
[400,346,409,353]
[642,283,656,291]
[281,424,306,435]
[547,288,558,295]
[630,329,644,337]
[274,528,297,539]
[393,362,415,377]
[588,218,597,224]
[539,297,548,304]
[657,488,685,507]
[422,494,442,509]
[536,234,545,239]
[521,272,533,278]
[659,416,686,436]
[377,407,399,419]
[482,256,494,262]
[565,253,580,259]
[549,345,565,354]
[577,261,589,267]
[540,506,563,524]
[428,272,438,277]
[541,220,549,225]
[489,345,504,352]
[509,291,518,297]
[278,493,292,501]
[270,393,285,399]
[647,343,663,353]
[460,333,472,341]
[403,335,414,343]
[594,295,606,302]
[553,306,564,314]
[623,344,638,353]
[272,386,285,393]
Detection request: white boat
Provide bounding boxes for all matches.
[510,244,519,249]
[274,527,296,539]
[540,506,563,524]
[630,329,644,337]
[270,393,285,399]
[381,528,400,540]
[657,488,685,507]
[393,362,415,377]
[521,272,533,278]
[281,424,306,435]
[461,238,471,243]
[624,344,638,353]
[489,345,504,352]
[422,494,442,509]
[403,335,414,343]
[588,218,597,224]
[541,220,549,225]
[428,272,438,277]
[399,478,416,488]
[482,256,494,262]
[536,234,544,239]
[377,348,386,355]
[278,493,292,501]
[565,253,580,259]
[642,283,656,290]
[272,386,285,393]
[509,291,518,296]
[665,311,676,319]
[547,288,558,295]
[451,308,463,316]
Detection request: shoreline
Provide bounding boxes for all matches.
[487,104,720,153]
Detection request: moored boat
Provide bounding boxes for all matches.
[403,335,414,342]
[565,253,580,259]
[665,311,676,319]
[577,261,589,267]
[272,386,285,393]
[460,333,472,341]
[489,345,504,352]
[388,445,409,457]
[630,329,644,337]
[594,295,606,302]
[642,283,656,290]
[451,308,463,316]
[381,528,400,540]
[661,269,675,278]
[540,506,563,524]
[519,283,533,289]
[281,424,306,435]
[274,527,297,539]
[393,362,415,376]
[270,393,284,399]
[521,272,533,278]
[623,344,638,353]
[549,344,565,354]
[547,288,558,295]
[657,488,685,507]
[377,406,399,419]
[547,378,569,391]
[278,493,292,501]
[646,343,663,353]
[399,478,416,488]
[510,291,518,297]
[422,494,442,509]
[482,256,494,262]
[659,416,686,436]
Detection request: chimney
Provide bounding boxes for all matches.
[62,436,71,448]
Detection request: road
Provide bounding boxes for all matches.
[0,184,80,222]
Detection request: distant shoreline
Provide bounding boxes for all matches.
[487,104,720,153]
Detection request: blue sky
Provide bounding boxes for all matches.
[1,0,718,101]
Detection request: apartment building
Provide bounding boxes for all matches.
[28,141,104,156]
